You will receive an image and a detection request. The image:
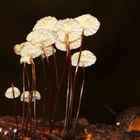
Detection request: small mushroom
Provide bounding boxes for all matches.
[20,90,41,102]
[21,90,41,120]
[55,38,81,51]
[54,18,83,42]
[75,14,100,36]
[20,55,32,64]
[33,16,58,32]
[26,29,56,46]
[41,45,56,58]
[20,41,42,59]
[5,87,20,99]
[14,43,24,55]
[71,50,96,67]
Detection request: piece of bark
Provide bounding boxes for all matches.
[87,124,140,140]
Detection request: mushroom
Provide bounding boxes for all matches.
[20,90,41,102]
[54,18,83,42]
[55,38,81,51]
[26,29,56,46]
[21,90,41,120]
[71,50,96,67]
[33,16,58,32]
[20,55,32,64]
[71,50,97,132]
[5,85,20,129]
[41,45,56,58]
[20,41,42,59]
[75,14,100,36]
[14,43,24,55]
[5,87,20,99]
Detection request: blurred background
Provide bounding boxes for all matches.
[0,0,139,124]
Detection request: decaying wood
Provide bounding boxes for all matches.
[87,123,140,140]
[0,107,140,139]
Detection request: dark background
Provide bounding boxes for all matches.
[0,0,139,124]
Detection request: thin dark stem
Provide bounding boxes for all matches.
[58,54,68,89]
[22,63,26,129]
[73,66,85,133]
[24,64,31,133]
[63,64,71,133]
[25,59,36,132]
[41,46,52,123]
[11,83,18,130]
[53,47,59,87]
[52,46,68,125]
[31,60,36,119]
[74,36,84,83]
[63,34,73,136]
[67,56,73,123]
[69,35,84,118]
[31,60,37,133]
[41,45,55,134]
[25,65,30,91]
[73,36,84,86]
[52,47,59,120]
[41,55,48,136]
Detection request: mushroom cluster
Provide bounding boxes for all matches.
[5,14,100,139]
[13,14,100,64]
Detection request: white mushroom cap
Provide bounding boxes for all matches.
[33,16,58,32]
[41,45,56,57]
[14,43,24,55]
[26,29,56,46]
[20,55,32,64]
[20,42,42,58]
[54,18,83,42]
[55,38,81,51]
[71,50,96,67]
[75,14,100,36]
[5,87,20,99]
[20,90,41,102]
